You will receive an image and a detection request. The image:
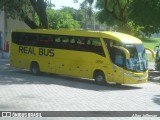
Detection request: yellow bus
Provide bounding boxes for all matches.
[10,29,150,84]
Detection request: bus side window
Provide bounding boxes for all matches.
[88,38,105,56]
[54,36,61,49]
[12,32,20,44]
[24,33,38,46]
[86,38,92,52]
[68,36,77,50]
[70,37,76,44]
[54,35,70,49]
[60,36,70,49]
[20,33,28,45]
[38,35,53,48]
[13,32,25,45]
[55,36,61,42]
[60,36,68,43]
[76,37,86,51]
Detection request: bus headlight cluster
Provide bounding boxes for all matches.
[123,72,148,79]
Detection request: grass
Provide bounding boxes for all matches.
[142,37,160,61]
[142,37,160,50]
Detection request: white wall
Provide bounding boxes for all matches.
[0,11,5,50]
[0,11,31,58]
[0,11,5,31]
[5,18,30,43]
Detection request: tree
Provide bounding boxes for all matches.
[46,9,80,29]
[30,0,48,28]
[0,0,48,29]
[96,0,131,33]
[96,0,160,36]
[80,0,95,29]
[129,0,160,36]
[60,7,81,21]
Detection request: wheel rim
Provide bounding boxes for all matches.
[31,64,39,74]
[32,66,38,74]
[96,75,104,82]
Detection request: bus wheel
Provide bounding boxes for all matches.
[116,83,122,86]
[30,62,40,75]
[94,71,106,84]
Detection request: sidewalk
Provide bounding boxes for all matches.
[148,62,160,84]
[0,57,9,62]
[148,71,160,84]
[0,51,10,59]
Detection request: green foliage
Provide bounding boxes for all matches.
[60,7,83,23]
[79,0,95,29]
[96,0,129,23]
[129,0,160,36]
[59,2,100,30]
[47,9,80,29]
[0,0,80,29]
[142,38,160,50]
[0,0,32,20]
[0,0,49,28]
[80,0,94,20]
[97,9,117,26]
[129,0,160,26]
[96,0,131,33]
[96,0,160,36]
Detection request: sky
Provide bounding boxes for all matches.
[51,0,84,9]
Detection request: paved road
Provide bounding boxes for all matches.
[0,59,160,120]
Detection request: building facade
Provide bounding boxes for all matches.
[0,11,30,58]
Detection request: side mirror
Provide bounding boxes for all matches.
[145,48,155,59]
[113,46,130,59]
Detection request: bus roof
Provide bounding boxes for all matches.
[101,31,142,44]
[12,29,142,44]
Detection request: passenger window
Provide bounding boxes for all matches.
[60,36,69,43]
[55,36,61,43]
[92,39,101,46]
[38,35,53,48]
[87,38,105,56]
[70,37,76,44]
[23,34,38,46]
[12,32,20,44]
[77,37,86,45]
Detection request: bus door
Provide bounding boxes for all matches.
[104,39,125,83]
[112,48,125,84]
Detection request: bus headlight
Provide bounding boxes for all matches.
[123,72,148,79]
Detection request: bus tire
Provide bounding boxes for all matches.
[115,83,122,86]
[94,71,106,84]
[30,62,40,75]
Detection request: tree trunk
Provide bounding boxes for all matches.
[24,16,38,29]
[30,0,48,29]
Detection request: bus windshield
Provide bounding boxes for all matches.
[123,44,148,72]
